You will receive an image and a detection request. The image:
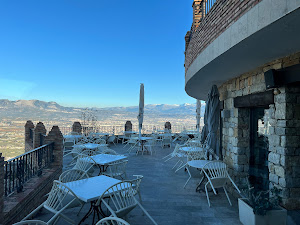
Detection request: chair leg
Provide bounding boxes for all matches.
[136,201,158,225]
[183,168,192,188]
[175,162,187,173]
[223,186,232,206]
[172,160,180,169]
[205,183,211,207]
[77,203,85,216]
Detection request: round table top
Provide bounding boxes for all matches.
[90,133,111,136]
[74,143,103,149]
[132,137,153,140]
[64,135,82,139]
[180,146,203,152]
[187,160,210,169]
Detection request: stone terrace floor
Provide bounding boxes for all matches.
[34,142,299,225]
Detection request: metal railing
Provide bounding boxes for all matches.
[205,0,217,15]
[58,124,200,136]
[4,142,54,196]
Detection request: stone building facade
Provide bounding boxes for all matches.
[218,52,300,209]
[184,0,300,210]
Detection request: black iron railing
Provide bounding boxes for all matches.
[4,142,54,196]
[205,0,216,15]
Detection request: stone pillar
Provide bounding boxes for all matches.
[24,120,34,152]
[271,85,300,210]
[165,122,171,131]
[0,154,4,223]
[125,121,132,131]
[33,122,47,149]
[45,126,63,168]
[72,121,82,134]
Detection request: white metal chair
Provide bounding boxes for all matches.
[73,154,96,176]
[59,169,89,183]
[96,182,157,225]
[22,181,83,224]
[13,220,47,225]
[63,138,75,155]
[161,134,172,148]
[143,139,156,155]
[101,148,118,155]
[202,160,241,207]
[175,146,206,173]
[102,160,128,179]
[107,135,117,146]
[96,217,130,225]
[94,138,107,144]
[125,175,143,203]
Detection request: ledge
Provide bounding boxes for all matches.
[185,0,300,100]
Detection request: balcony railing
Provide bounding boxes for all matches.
[205,0,216,15]
[4,142,54,196]
[56,124,201,136]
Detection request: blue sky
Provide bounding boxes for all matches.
[0,0,195,107]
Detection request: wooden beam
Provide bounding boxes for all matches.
[234,90,274,108]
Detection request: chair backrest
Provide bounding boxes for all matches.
[74,154,96,172]
[202,161,229,189]
[81,149,101,156]
[44,180,80,212]
[101,148,117,155]
[59,169,89,183]
[187,147,206,161]
[96,217,130,225]
[127,175,143,196]
[106,160,128,178]
[96,182,137,218]
[107,135,116,142]
[94,138,107,144]
[13,220,48,225]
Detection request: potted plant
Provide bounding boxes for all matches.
[238,180,287,225]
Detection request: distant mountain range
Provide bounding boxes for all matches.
[0,99,205,122]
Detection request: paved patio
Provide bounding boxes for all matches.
[34,142,244,225]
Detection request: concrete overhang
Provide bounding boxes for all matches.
[185,0,300,101]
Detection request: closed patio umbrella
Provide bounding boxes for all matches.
[137,83,144,140]
[205,85,220,157]
[196,100,201,133]
[200,101,208,143]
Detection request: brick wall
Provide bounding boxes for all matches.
[185,0,261,72]
[219,52,300,209]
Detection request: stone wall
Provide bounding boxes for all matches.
[0,124,64,224]
[219,51,300,209]
[24,120,34,152]
[72,121,82,134]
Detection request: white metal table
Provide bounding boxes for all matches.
[175,146,205,172]
[132,137,153,155]
[90,154,127,165]
[64,134,82,143]
[74,143,105,150]
[64,175,121,224]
